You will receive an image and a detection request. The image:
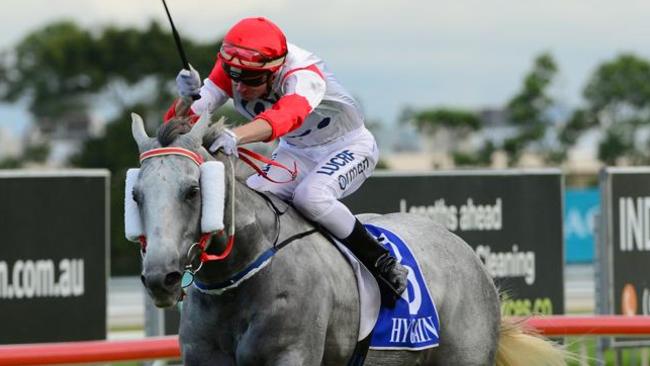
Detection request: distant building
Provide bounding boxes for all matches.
[37,111,93,140]
[390,107,518,156]
[0,127,21,159]
[479,108,509,127]
[24,112,96,167]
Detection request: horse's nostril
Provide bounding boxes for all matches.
[165,272,182,287]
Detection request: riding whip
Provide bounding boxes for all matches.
[161,0,200,100]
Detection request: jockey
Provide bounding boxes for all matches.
[166,17,408,300]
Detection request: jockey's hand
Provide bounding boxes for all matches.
[176,64,201,98]
[209,129,239,157]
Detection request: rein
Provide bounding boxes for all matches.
[237,147,298,184]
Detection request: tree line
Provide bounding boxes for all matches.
[0,20,239,274]
[403,52,650,167]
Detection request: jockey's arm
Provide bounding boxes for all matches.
[235,68,326,144]
[232,119,273,144]
[164,60,233,123]
[163,79,230,123]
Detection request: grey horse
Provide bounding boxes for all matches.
[130,112,567,366]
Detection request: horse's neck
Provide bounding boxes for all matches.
[194,177,277,285]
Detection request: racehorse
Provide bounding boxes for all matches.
[129,112,567,365]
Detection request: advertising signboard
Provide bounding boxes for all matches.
[342,169,565,316]
[599,167,650,347]
[0,170,109,344]
[564,188,599,263]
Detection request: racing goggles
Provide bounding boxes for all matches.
[219,42,286,70]
[222,62,272,87]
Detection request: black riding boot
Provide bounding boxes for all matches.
[341,219,408,306]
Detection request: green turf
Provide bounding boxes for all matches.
[567,337,650,365]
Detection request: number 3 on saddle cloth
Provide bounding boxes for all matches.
[330,223,441,352]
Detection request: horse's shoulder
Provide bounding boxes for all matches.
[254,190,292,214]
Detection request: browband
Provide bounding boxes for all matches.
[140,147,204,166]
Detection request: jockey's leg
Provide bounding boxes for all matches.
[341,218,408,302]
[291,129,407,303]
[295,193,408,303]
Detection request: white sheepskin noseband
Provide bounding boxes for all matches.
[124,168,143,242]
[200,161,225,233]
[124,161,226,242]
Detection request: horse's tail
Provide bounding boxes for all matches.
[495,318,574,366]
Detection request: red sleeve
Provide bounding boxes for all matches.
[163,99,199,124]
[256,94,312,141]
[208,58,233,98]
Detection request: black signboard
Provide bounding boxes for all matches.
[0,171,109,344]
[342,169,565,315]
[599,167,650,347]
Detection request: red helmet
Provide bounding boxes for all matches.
[219,17,288,72]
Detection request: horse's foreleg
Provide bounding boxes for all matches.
[182,342,235,366]
[236,335,326,366]
[236,348,322,366]
[264,350,316,366]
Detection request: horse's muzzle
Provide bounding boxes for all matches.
[141,270,183,307]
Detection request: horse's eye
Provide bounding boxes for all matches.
[132,190,141,204]
[185,186,200,201]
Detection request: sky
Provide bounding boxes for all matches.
[1,0,650,135]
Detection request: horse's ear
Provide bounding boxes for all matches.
[188,111,211,142]
[131,113,150,152]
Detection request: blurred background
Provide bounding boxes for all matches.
[2,1,650,362]
[4,0,650,274]
[0,0,650,274]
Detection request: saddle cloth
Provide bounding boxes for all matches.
[332,223,441,351]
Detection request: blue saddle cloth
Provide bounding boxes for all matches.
[365,224,440,351]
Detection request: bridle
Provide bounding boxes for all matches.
[137,146,236,276]
[136,145,297,271]
[136,144,316,294]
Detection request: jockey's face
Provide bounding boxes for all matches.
[236,72,274,100]
[223,62,276,100]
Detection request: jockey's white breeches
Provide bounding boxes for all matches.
[247,127,378,239]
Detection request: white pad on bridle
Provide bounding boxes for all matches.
[124,168,143,242]
[123,161,225,242]
[200,161,225,233]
